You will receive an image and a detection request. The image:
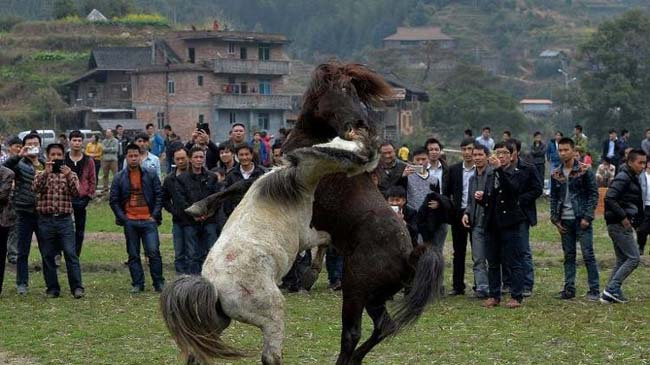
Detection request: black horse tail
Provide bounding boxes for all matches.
[160,275,246,364]
[389,242,443,335]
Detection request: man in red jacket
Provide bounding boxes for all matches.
[65,130,97,257]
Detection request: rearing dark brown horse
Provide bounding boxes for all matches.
[282,62,443,365]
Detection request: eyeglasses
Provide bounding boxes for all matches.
[495,151,511,156]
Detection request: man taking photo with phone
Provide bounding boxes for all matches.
[33,143,84,299]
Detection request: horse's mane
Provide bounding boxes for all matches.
[301,62,394,116]
[256,154,305,206]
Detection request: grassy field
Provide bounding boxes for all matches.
[0,201,649,364]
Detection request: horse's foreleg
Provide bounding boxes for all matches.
[351,302,396,364]
[300,229,330,290]
[336,295,364,365]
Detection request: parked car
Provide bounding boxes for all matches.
[18,130,56,147]
[64,129,102,145]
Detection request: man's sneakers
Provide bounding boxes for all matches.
[600,290,628,304]
[586,290,600,302]
[16,285,28,295]
[73,288,85,299]
[555,290,576,300]
[129,286,144,294]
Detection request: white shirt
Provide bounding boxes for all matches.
[461,162,475,209]
[429,160,444,193]
[240,165,254,180]
[645,171,650,206]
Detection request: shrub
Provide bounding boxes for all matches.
[0,16,24,32]
[111,13,169,27]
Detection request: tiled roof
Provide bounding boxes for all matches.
[175,30,289,44]
[383,26,453,41]
[89,47,152,70]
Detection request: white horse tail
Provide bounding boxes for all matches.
[160,275,246,363]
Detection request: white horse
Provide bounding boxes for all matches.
[160,136,377,365]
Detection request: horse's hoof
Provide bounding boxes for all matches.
[301,269,319,290]
[185,202,206,217]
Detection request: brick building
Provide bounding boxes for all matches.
[65,30,298,141]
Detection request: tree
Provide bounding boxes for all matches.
[577,10,650,146]
[52,0,77,19]
[424,64,526,139]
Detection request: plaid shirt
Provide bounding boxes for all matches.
[33,170,80,215]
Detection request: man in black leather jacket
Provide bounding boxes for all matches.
[601,149,646,304]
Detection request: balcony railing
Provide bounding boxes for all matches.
[213,59,290,75]
[214,94,292,110]
[70,98,132,109]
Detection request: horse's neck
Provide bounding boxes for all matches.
[283,129,330,152]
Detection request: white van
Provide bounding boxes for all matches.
[17,130,56,147]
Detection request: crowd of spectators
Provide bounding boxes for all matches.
[0,123,647,308]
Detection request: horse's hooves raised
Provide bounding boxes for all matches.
[301,269,319,290]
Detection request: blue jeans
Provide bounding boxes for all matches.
[15,211,41,287]
[124,220,164,289]
[560,219,600,293]
[172,223,189,274]
[183,223,218,275]
[38,215,83,294]
[605,223,640,294]
[486,223,525,301]
[71,196,90,257]
[326,246,343,284]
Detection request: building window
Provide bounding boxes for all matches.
[197,75,204,86]
[258,44,270,60]
[156,112,165,129]
[167,80,175,95]
[228,42,235,54]
[240,47,247,60]
[257,112,269,130]
[188,48,195,63]
[198,114,204,124]
[259,81,271,95]
[240,82,248,94]
[229,112,237,124]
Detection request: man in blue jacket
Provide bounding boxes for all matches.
[550,137,600,301]
[110,143,165,294]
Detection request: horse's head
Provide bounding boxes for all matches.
[290,62,393,155]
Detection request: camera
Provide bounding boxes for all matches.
[27,146,40,156]
[390,205,400,213]
[52,160,64,174]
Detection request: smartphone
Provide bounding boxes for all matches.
[196,122,209,132]
[27,146,40,156]
[409,164,425,174]
[52,160,64,173]
[390,205,400,213]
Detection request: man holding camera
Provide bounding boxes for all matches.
[4,133,45,295]
[33,143,84,298]
[186,123,219,170]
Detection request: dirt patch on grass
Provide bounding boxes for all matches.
[0,350,38,365]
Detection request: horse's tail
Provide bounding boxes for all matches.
[390,242,443,335]
[160,275,246,364]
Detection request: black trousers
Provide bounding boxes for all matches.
[0,225,8,295]
[637,206,650,255]
[451,218,470,293]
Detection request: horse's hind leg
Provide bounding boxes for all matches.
[335,295,364,365]
[351,301,396,364]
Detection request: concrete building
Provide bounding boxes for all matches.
[65,30,299,141]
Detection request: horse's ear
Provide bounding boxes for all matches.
[343,64,393,105]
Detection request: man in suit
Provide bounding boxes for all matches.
[447,138,475,296]
[479,141,527,309]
